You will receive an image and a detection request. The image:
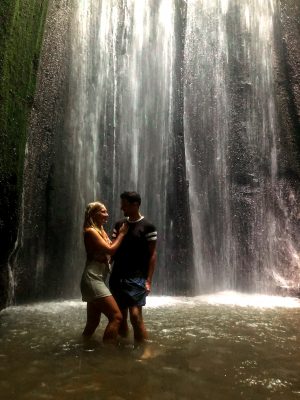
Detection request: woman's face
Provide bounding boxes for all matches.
[94,206,109,225]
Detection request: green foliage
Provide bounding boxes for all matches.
[0,0,49,188]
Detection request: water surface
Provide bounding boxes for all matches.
[1,293,300,399]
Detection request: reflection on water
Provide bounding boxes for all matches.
[0,293,300,399]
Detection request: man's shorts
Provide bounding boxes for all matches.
[110,277,147,309]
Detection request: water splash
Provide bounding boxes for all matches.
[148,292,300,308]
[197,291,300,308]
[4,293,300,312]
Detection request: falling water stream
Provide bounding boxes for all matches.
[27,0,298,300]
[48,0,177,296]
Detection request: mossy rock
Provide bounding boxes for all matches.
[0,0,49,309]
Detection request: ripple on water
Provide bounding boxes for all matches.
[0,295,299,399]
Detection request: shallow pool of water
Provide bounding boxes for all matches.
[0,292,300,399]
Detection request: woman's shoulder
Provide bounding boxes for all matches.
[84,227,100,238]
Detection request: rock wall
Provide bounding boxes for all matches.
[14,0,71,302]
[0,0,49,309]
[276,0,300,171]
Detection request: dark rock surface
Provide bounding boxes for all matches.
[0,0,49,310]
[0,0,71,308]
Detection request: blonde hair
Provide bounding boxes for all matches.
[83,201,106,236]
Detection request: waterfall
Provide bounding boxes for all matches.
[184,0,233,292]
[184,0,300,293]
[57,0,176,295]
[184,0,280,292]
[12,0,300,300]
[53,0,300,296]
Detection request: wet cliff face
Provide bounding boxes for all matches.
[1,0,300,308]
[273,0,300,291]
[275,0,300,169]
[16,0,71,302]
[0,0,49,309]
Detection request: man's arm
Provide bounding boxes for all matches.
[146,241,157,293]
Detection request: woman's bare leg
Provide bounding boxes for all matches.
[82,302,101,337]
[97,296,123,344]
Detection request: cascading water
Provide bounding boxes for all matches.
[183,0,300,294]
[184,0,233,292]
[10,0,300,301]
[184,0,283,292]
[55,0,177,295]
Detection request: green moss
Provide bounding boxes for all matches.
[0,0,49,307]
[0,0,49,190]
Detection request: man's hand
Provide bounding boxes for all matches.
[145,279,151,294]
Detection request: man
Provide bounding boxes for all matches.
[109,191,157,344]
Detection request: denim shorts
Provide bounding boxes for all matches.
[110,277,147,309]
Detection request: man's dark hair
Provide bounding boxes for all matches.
[120,191,141,206]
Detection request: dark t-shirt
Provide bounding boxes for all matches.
[109,217,157,280]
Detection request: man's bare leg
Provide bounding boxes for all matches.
[119,308,129,338]
[129,306,148,344]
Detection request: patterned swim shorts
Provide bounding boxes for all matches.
[110,277,147,308]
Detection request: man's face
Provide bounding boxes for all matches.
[121,199,137,217]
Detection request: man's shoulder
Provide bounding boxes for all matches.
[140,217,156,230]
[139,218,157,241]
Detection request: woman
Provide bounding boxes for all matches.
[81,201,128,343]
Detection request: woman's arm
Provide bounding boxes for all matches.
[85,224,127,256]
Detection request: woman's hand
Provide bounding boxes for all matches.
[119,222,129,236]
